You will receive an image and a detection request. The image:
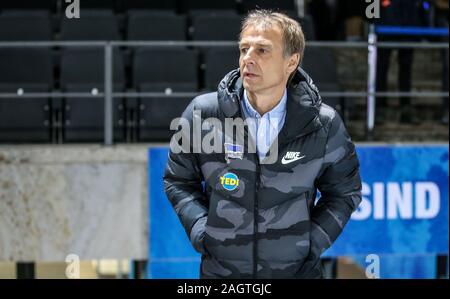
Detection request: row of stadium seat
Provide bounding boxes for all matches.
[0,46,341,143]
[0,47,229,143]
[0,0,297,14]
[0,47,240,91]
[0,10,316,42]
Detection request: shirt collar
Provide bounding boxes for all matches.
[242,88,287,120]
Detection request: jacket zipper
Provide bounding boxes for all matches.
[234,104,260,278]
[253,157,261,278]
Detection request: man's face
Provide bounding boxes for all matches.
[239,24,298,95]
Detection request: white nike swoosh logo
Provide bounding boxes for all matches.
[281,155,305,165]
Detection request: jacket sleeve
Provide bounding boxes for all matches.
[311,111,362,255]
[163,100,209,255]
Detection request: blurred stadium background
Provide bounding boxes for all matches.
[0,0,448,279]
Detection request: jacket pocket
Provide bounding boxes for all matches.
[258,193,311,266]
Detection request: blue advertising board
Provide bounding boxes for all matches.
[147,145,449,278]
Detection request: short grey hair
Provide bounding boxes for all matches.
[240,9,305,63]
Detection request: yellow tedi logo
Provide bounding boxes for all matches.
[220,172,239,191]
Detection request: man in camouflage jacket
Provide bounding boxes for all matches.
[164,10,362,279]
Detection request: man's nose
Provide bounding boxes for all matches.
[242,49,256,65]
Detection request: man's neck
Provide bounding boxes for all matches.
[246,85,286,116]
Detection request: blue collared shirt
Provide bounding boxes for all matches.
[240,88,287,161]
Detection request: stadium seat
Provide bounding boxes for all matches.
[60,10,120,40]
[133,48,198,141]
[78,0,116,10]
[121,0,177,12]
[187,9,239,19]
[60,48,126,142]
[181,0,238,12]
[0,48,54,143]
[203,48,240,91]
[137,91,192,142]
[0,13,52,41]
[127,11,187,41]
[0,0,55,12]
[302,47,339,85]
[301,47,344,115]
[133,48,198,91]
[191,12,242,41]
[241,0,296,13]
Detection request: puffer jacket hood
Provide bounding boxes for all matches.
[217,67,325,143]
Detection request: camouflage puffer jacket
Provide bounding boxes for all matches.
[164,67,362,279]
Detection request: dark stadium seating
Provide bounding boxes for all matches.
[203,48,240,91]
[302,47,339,84]
[181,0,238,12]
[127,11,187,41]
[78,0,116,10]
[133,48,198,91]
[60,9,120,40]
[136,91,192,142]
[0,0,56,12]
[241,0,296,13]
[0,0,446,146]
[0,48,54,142]
[301,47,344,114]
[0,12,52,41]
[60,48,126,142]
[191,12,242,41]
[121,0,177,12]
[133,48,198,141]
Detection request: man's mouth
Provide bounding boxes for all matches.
[243,71,259,78]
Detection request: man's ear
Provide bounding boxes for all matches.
[286,53,300,75]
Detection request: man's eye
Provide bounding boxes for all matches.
[258,48,267,54]
[240,48,248,54]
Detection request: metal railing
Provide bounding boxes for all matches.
[0,37,448,144]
